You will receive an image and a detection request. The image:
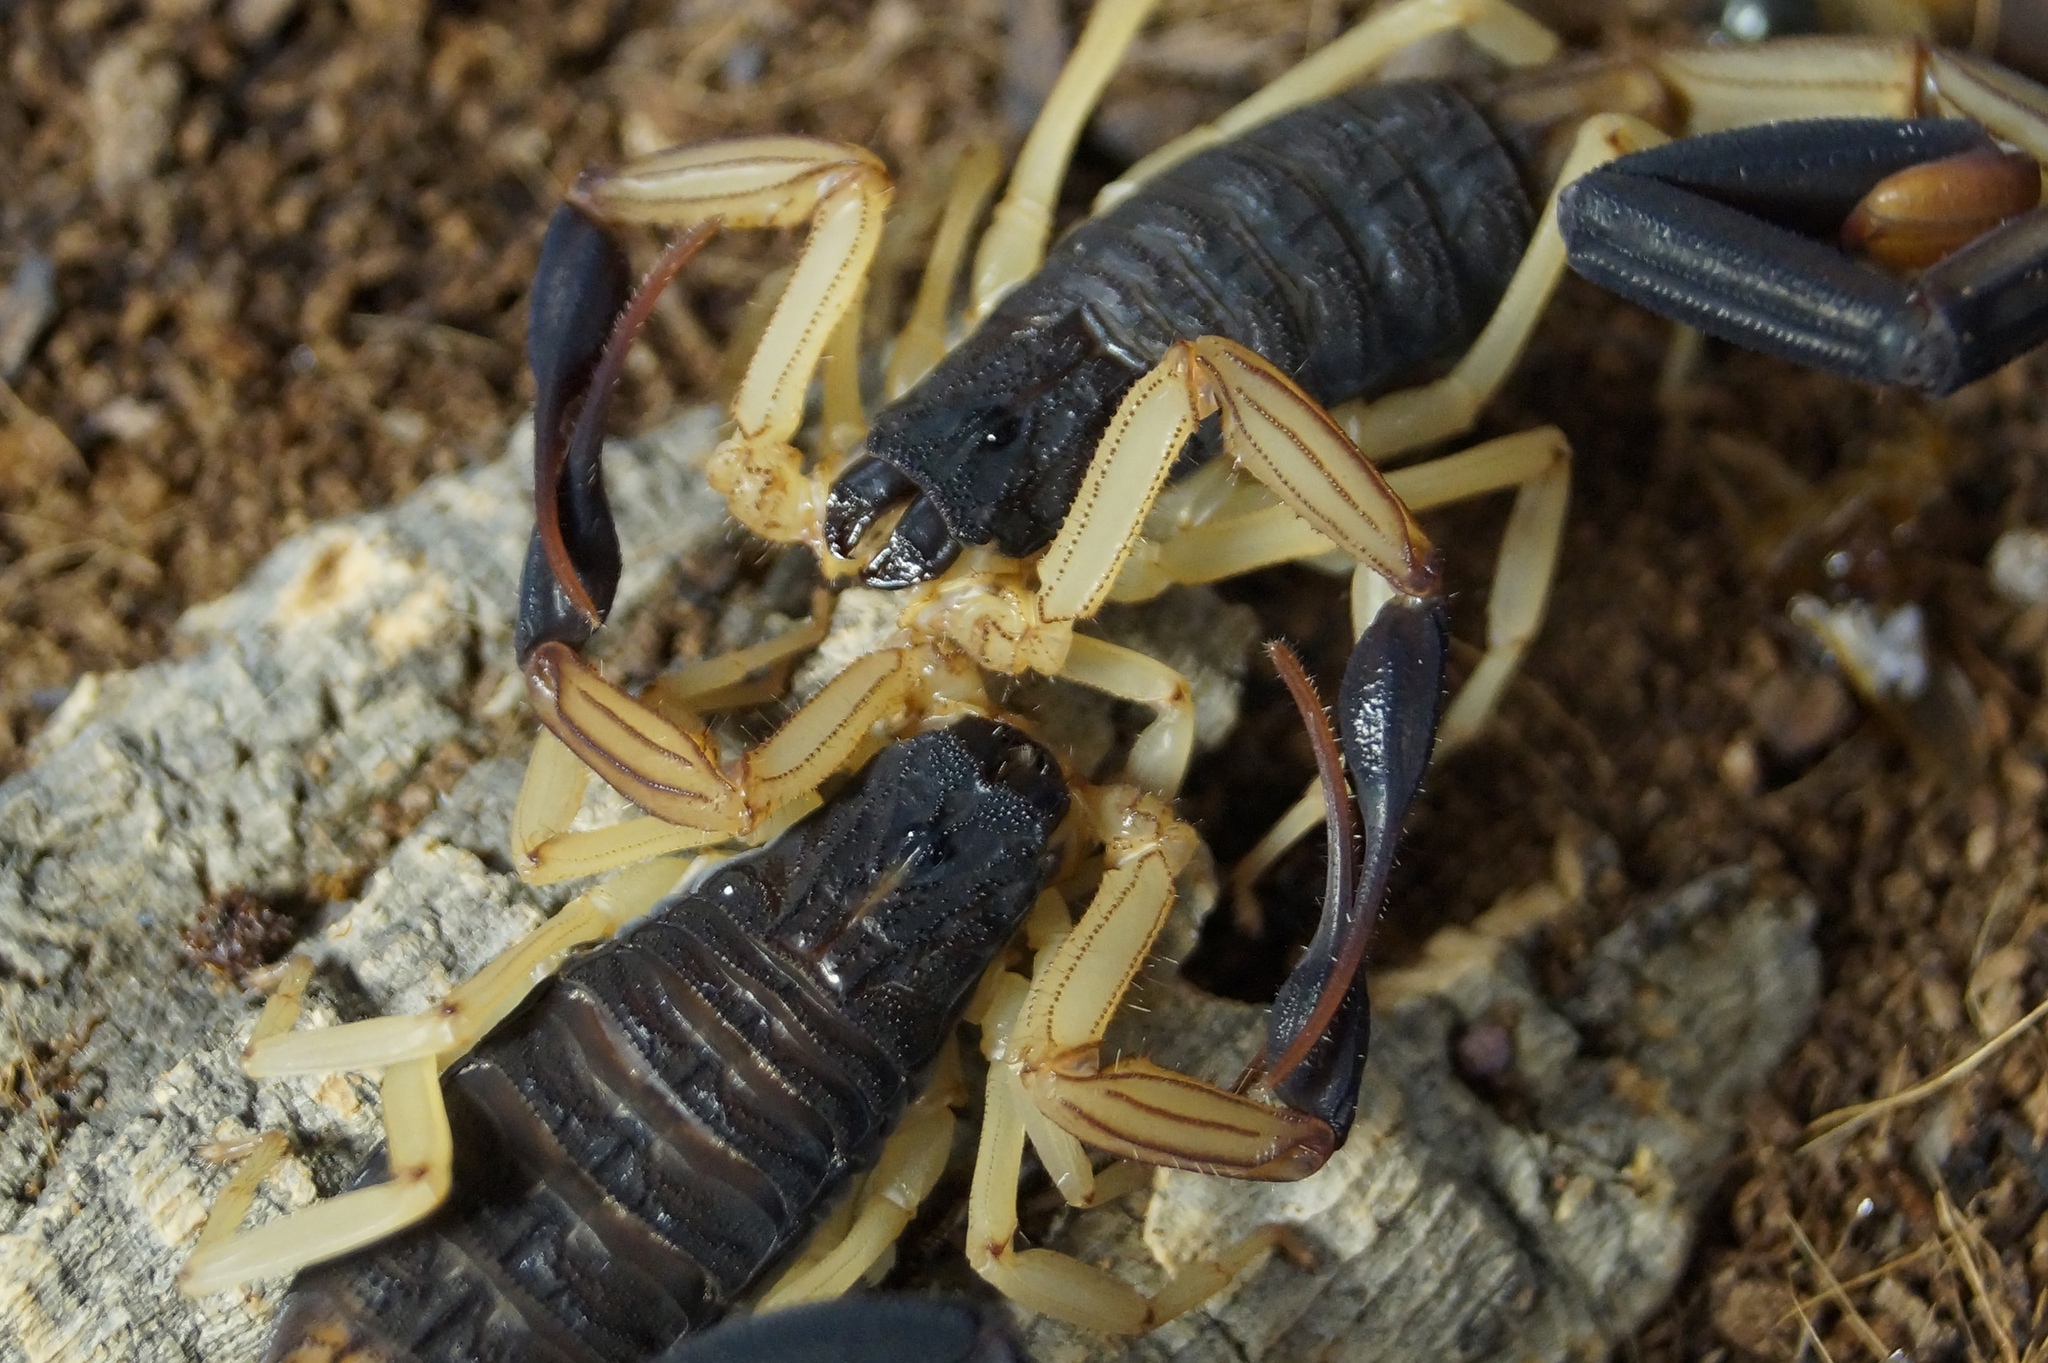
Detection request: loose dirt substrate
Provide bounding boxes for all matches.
[8,0,2048,1356]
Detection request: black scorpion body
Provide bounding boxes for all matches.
[829,79,1541,583]
[264,720,1069,1363]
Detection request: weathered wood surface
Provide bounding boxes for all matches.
[0,405,1818,1362]
[0,409,728,1362]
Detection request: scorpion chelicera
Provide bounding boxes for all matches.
[180,0,2048,1354]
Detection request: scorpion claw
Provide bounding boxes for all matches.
[861,496,963,589]
[1256,596,1446,1139]
[517,210,718,662]
[823,454,919,560]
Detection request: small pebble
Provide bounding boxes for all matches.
[1717,736,1760,795]
[1748,669,1855,763]
[1788,595,1928,701]
[1991,529,2048,607]
[1454,1021,1515,1083]
[0,254,57,380]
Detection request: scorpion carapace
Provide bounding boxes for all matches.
[829,79,1539,583]
[260,719,1067,1363]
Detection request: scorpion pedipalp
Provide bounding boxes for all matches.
[519,213,717,656]
[1253,599,1447,1138]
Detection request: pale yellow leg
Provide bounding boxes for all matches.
[181,854,697,1296]
[243,856,689,1081]
[1643,34,2048,173]
[1651,31,2048,161]
[1004,787,1334,1179]
[967,963,1298,1333]
[1033,336,1437,634]
[1335,114,1668,462]
[184,1130,290,1281]
[970,0,1162,316]
[1096,0,1560,210]
[639,594,832,721]
[179,1054,451,1296]
[522,640,966,853]
[575,137,891,546]
[1228,785,1324,937]
[510,599,834,886]
[818,281,868,478]
[887,139,1004,400]
[757,1050,965,1309]
[1409,429,1573,751]
[1058,634,1195,797]
[1923,45,2048,159]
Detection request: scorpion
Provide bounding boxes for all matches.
[177,0,2048,1356]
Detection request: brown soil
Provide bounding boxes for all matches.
[10,0,2048,1357]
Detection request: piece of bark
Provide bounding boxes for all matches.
[0,408,728,1363]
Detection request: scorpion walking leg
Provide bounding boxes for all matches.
[522,639,967,855]
[1383,427,1573,751]
[511,601,832,883]
[1334,113,1669,460]
[886,139,1004,400]
[1004,787,1342,1179]
[758,1048,967,1308]
[967,960,1303,1333]
[1098,0,1561,208]
[969,0,1161,315]
[1060,636,1197,797]
[181,1056,449,1297]
[178,857,689,1295]
[567,138,890,544]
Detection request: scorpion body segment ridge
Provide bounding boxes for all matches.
[263,719,1068,1363]
[832,80,1538,579]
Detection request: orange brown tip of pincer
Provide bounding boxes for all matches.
[1842,146,2041,273]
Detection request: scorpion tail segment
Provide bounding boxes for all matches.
[529,203,630,481]
[1557,119,2048,396]
[522,214,718,654]
[652,1297,1024,1363]
[1256,597,1447,1138]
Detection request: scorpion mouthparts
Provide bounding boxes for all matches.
[824,454,920,560]
[861,498,962,589]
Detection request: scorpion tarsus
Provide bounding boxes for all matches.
[1257,594,1447,1139]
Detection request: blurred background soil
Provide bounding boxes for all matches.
[9,0,2048,1356]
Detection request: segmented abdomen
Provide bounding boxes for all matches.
[264,720,1069,1363]
[1055,80,1535,407]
